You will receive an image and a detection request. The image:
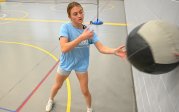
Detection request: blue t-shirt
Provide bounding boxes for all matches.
[59,23,99,72]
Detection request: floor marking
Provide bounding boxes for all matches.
[0,14,7,18]
[16,60,60,112]
[104,22,128,26]
[0,10,29,24]
[0,107,15,112]
[0,17,128,26]
[0,41,71,112]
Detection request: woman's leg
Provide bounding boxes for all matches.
[50,73,69,100]
[76,72,92,108]
[46,72,69,111]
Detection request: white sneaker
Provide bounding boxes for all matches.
[87,108,94,112]
[45,99,54,112]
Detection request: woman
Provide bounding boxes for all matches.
[46,1,125,112]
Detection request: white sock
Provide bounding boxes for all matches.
[48,98,53,102]
[87,107,93,111]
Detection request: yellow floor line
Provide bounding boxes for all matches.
[0,40,71,112]
[0,0,6,2]
[0,17,128,26]
[0,10,29,24]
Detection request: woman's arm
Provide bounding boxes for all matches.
[95,41,126,57]
[60,28,94,53]
[60,36,83,53]
[94,41,115,54]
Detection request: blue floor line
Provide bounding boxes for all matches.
[0,107,15,112]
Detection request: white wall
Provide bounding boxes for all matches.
[124,0,179,112]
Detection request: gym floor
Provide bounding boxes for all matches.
[0,0,136,112]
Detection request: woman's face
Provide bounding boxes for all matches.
[69,6,84,25]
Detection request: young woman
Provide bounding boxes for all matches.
[46,2,125,112]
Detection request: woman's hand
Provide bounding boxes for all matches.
[174,52,179,57]
[114,45,126,58]
[80,28,94,41]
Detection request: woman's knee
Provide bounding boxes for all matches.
[81,88,90,97]
[54,74,67,89]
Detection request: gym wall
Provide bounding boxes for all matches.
[124,0,179,112]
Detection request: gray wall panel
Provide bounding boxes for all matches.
[124,0,179,112]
